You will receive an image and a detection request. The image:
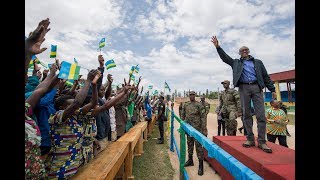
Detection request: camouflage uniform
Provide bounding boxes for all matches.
[179,102,184,118]
[200,100,210,136]
[218,88,241,136]
[182,101,206,160]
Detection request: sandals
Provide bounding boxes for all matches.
[242,140,255,148]
[258,143,272,153]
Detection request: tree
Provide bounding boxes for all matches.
[208,91,218,99]
[206,89,209,98]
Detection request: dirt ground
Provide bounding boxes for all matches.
[167,102,295,180]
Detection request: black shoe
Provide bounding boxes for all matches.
[157,139,164,144]
[198,160,204,176]
[184,157,194,167]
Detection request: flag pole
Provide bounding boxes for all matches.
[100,48,101,55]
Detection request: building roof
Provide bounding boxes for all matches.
[269,69,295,83]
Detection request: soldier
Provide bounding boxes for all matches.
[200,95,210,136]
[155,94,166,144]
[218,80,242,136]
[182,91,206,176]
[179,100,184,118]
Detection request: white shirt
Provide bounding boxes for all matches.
[109,105,116,132]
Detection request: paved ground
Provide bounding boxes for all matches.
[167,103,295,180]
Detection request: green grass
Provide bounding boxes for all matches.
[132,123,175,180]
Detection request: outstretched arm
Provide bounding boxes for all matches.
[25,18,50,75]
[211,36,234,67]
[104,74,113,100]
[26,63,57,109]
[61,69,99,120]
[92,85,134,115]
[80,72,101,114]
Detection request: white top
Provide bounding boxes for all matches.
[108,96,116,132]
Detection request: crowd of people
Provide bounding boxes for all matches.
[25,18,291,179]
[25,18,165,179]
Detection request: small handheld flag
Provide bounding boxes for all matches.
[134,65,140,73]
[58,61,81,80]
[131,74,135,81]
[50,45,57,58]
[99,38,106,49]
[148,85,153,89]
[129,66,135,76]
[165,81,171,92]
[105,59,117,70]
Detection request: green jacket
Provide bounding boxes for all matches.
[216,47,275,92]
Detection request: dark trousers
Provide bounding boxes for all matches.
[217,120,225,136]
[239,84,266,144]
[158,118,164,140]
[240,115,253,136]
[267,134,288,148]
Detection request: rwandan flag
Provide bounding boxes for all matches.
[105,59,116,70]
[50,45,57,58]
[153,90,158,95]
[129,66,135,76]
[131,74,135,81]
[134,65,140,73]
[99,38,106,48]
[58,61,81,80]
[148,85,153,89]
[165,81,171,92]
[29,55,40,68]
[65,79,74,87]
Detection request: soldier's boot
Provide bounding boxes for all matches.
[184,155,194,167]
[198,160,204,176]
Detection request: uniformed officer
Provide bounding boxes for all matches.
[181,91,206,176]
[218,80,242,136]
[179,100,184,118]
[156,94,166,144]
[200,95,210,136]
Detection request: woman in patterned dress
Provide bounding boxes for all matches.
[266,99,290,148]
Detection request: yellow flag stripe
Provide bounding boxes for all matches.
[68,63,77,79]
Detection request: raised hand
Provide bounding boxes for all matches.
[107,74,113,83]
[26,18,51,55]
[124,78,127,86]
[43,69,49,76]
[33,59,41,71]
[211,36,219,48]
[98,55,104,67]
[92,71,102,85]
[87,69,99,81]
[49,63,58,74]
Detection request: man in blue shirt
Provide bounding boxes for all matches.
[212,36,276,153]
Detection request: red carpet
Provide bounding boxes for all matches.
[204,136,295,180]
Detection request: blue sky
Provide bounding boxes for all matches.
[25,0,295,95]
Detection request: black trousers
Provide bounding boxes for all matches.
[267,134,288,148]
[217,120,225,136]
[158,118,164,140]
